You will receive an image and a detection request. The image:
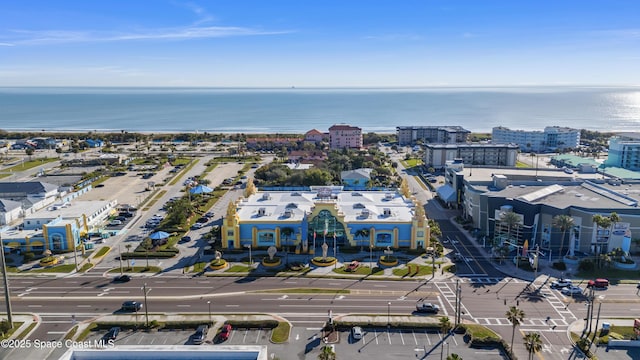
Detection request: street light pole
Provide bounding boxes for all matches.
[207,300,212,325]
[0,234,13,328]
[387,302,391,327]
[142,283,150,327]
[370,246,373,274]
[245,244,252,265]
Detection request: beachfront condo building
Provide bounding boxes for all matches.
[605,133,640,171]
[396,126,470,146]
[329,124,362,149]
[423,143,519,169]
[491,126,580,153]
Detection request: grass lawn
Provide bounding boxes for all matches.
[3,157,57,172]
[190,262,208,273]
[31,264,77,273]
[94,246,111,257]
[404,158,422,167]
[392,264,435,277]
[516,161,531,168]
[463,323,500,341]
[107,266,162,273]
[271,322,291,343]
[0,322,24,340]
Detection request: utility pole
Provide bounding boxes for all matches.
[142,283,150,327]
[119,244,123,275]
[0,234,13,328]
[591,300,603,343]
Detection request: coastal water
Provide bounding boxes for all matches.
[0,87,639,134]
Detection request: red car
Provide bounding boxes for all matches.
[345,261,360,272]
[219,324,232,341]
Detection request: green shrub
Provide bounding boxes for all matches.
[552,261,567,270]
[578,259,595,272]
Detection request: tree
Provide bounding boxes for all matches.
[439,316,452,334]
[354,229,370,250]
[523,332,542,360]
[592,214,612,268]
[318,345,336,360]
[506,306,525,351]
[552,215,575,260]
[280,227,294,251]
[25,147,34,160]
[499,211,521,246]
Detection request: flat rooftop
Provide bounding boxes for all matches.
[486,182,639,209]
[25,200,114,220]
[237,190,415,223]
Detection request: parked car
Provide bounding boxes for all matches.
[192,325,208,345]
[109,220,122,226]
[550,279,573,289]
[196,217,209,224]
[587,278,609,289]
[345,261,360,272]
[104,327,120,341]
[351,326,363,340]
[113,275,131,283]
[121,301,143,312]
[179,236,192,244]
[561,286,583,296]
[219,323,232,341]
[415,302,440,313]
[205,212,215,218]
[119,212,134,218]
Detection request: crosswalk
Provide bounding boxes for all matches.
[443,277,525,285]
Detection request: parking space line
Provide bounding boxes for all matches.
[425,330,431,345]
[256,329,262,343]
[387,329,391,344]
[450,334,458,346]
[412,330,418,345]
[242,329,248,343]
[399,330,405,345]
[374,329,379,345]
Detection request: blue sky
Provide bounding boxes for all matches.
[1,0,639,87]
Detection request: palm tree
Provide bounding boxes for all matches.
[592,214,612,268]
[506,306,525,351]
[280,227,294,251]
[354,229,370,250]
[523,332,543,360]
[318,345,336,360]
[439,316,452,334]
[552,215,574,260]
[125,244,132,269]
[500,211,521,245]
[447,354,463,360]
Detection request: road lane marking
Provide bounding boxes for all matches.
[77,305,91,307]
[28,305,42,307]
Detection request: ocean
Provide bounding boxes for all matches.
[0,86,638,134]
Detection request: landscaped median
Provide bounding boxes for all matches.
[68,314,291,344]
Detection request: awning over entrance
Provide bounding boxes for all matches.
[436,185,457,203]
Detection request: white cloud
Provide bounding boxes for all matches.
[5,25,292,45]
[0,42,14,46]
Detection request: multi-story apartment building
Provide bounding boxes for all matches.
[396,126,470,146]
[491,126,580,152]
[605,133,640,171]
[424,143,519,168]
[329,124,362,149]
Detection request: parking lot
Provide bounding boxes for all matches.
[86,328,194,346]
[83,325,506,359]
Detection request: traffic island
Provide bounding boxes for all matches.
[311,257,337,267]
[261,256,281,267]
[209,259,228,270]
